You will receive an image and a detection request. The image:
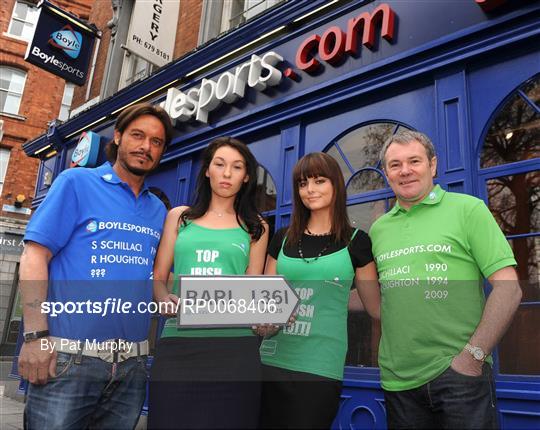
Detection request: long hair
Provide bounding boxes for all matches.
[104,103,174,163]
[181,137,265,241]
[287,152,352,246]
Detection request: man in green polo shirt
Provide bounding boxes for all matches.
[369,130,522,429]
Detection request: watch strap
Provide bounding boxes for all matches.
[23,330,50,342]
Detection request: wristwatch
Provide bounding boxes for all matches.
[23,330,49,342]
[464,343,487,362]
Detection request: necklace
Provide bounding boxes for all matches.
[209,209,232,217]
[298,236,333,263]
[306,227,331,236]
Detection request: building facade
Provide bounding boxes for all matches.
[0,0,93,356]
[17,0,540,427]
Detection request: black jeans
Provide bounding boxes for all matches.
[384,363,498,429]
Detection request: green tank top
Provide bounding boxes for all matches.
[161,222,254,338]
[260,231,358,380]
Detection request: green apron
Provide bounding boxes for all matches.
[161,222,254,338]
[260,231,357,380]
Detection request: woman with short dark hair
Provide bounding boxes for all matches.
[259,152,380,429]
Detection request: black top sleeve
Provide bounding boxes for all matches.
[267,227,287,260]
[349,230,374,269]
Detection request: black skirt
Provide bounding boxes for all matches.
[260,364,342,429]
[148,336,261,429]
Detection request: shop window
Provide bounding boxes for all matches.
[199,0,284,44]
[521,75,540,106]
[326,121,413,370]
[348,169,387,195]
[480,75,540,377]
[0,66,27,115]
[0,147,11,194]
[326,122,411,196]
[486,172,539,237]
[58,82,75,122]
[255,165,277,212]
[346,309,381,368]
[347,198,395,232]
[481,75,540,168]
[7,1,39,41]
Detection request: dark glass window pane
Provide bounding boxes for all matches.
[347,169,386,196]
[256,165,277,212]
[346,308,380,368]
[326,145,353,183]
[481,93,540,168]
[337,123,394,171]
[326,122,412,187]
[5,320,20,344]
[521,75,540,107]
[498,305,540,375]
[347,200,387,232]
[508,236,540,302]
[486,172,540,236]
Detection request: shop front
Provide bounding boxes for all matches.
[23,0,539,427]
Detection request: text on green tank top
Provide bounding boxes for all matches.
[260,231,358,380]
[161,222,253,338]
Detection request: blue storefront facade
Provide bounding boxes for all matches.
[23,0,539,428]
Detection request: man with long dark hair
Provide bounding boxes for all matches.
[19,103,173,429]
[370,130,522,429]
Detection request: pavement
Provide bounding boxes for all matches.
[0,387,24,430]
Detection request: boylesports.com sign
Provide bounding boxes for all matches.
[25,1,97,86]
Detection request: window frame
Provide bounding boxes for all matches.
[118,50,154,91]
[0,147,12,195]
[0,66,27,116]
[6,0,39,42]
[477,75,540,382]
[198,0,284,45]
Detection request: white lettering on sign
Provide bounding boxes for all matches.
[29,46,84,78]
[161,51,283,124]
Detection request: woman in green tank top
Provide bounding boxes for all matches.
[258,152,380,429]
[148,137,269,429]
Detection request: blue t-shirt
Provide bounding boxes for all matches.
[24,163,167,342]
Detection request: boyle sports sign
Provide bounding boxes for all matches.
[25,1,99,86]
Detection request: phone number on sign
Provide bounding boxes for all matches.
[183,298,277,314]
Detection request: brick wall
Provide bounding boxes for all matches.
[175,0,203,58]
[0,0,93,217]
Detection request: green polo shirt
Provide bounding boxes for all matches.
[369,185,516,391]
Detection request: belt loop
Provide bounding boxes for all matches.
[75,342,83,365]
